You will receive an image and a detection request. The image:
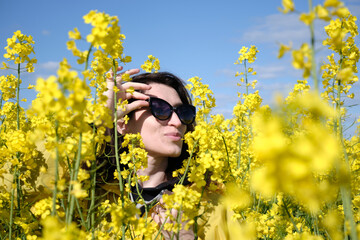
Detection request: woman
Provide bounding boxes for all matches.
[102,67,196,239]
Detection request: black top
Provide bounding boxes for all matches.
[131,177,190,216]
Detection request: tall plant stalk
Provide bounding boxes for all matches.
[308,0,318,92]
[333,53,358,240]
[9,62,23,240]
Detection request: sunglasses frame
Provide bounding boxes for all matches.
[146,97,196,125]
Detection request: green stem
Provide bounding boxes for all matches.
[283,198,301,233]
[153,216,171,240]
[134,166,149,226]
[111,60,126,239]
[52,120,60,215]
[16,63,20,130]
[9,63,23,240]
[340,186,357,240]
[244,60,248,95]
[193,185,206,240]
[237,133,242,169]
[174,205,183,240]
[75,197,88,230]
[338,109,357,240]
[8,167,17,240]
[112,60,125,197]
[66,132,83,225]
[179,139,198,185]
[88,147,97,239]
[219,129,236,182]
[84,45,93,72]
[308,0,318,92]
[0,92,3,112]
[333,53,358,240]
[83,44,96,238]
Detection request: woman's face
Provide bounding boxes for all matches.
[124,83,187,159]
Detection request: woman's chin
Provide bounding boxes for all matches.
[166,148,182,158]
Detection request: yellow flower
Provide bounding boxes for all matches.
[113,85,119,93]
[235,45,259,64]
[315,5,331,21]
[299,11,316,25]
[279,0,295,13]
[68,27,82,40]
[332,7,350,18]
[0,74,18,101]
[221,183,251,211]
[40,216,86,240]
[1,62,9,69]
[125,86,135,94]
[291,43,311,78]
[3,30,36,72]
[337,67,354,83]
[324,0,343,8]
[278,42,292,58]
[77,168,90,182]
[121,72,131,82]
[31,197,58,219]
[251,92,339,212]
[70,181,88,199]
[162,184,201,227]
[141,55,161,73]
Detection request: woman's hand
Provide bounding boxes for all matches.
[105,66,151,120]
[151,192,195,240]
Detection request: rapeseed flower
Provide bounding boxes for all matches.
[279,0,295,14]
[141,55,160,73]
[3,30,37,72]
[1,2,360,239]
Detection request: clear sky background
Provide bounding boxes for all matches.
[1,0,359,136]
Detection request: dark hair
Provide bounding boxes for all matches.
[98,72,195,182]
[131,72,195,173]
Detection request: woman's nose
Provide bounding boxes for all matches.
[167,111,182,128]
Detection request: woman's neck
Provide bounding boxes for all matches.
[137,156,168,188]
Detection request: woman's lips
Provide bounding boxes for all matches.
[165,132,182,141]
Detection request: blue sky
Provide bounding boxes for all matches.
[1,0,360,135]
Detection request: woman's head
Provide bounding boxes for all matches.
[120,72,195,172]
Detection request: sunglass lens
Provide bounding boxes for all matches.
[177,105,195,125]
[151,98,172,120]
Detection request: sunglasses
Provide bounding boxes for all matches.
[145,97,196,125]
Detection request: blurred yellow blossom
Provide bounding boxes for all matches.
[278,43,292,58]
[279,0,295,13]
[68,27,81,40]
[299,11,316,25]
[324,0,343,8]
[315,5,332,21]
[141,55,160,73]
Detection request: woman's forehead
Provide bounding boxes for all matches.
[144,83,182,106]
[144,83,178,96]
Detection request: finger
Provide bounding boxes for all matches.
[115,100,149,119]
[121,82,152,92]
[124,91,150,101]
[151,205,168,224]
[170,208,179,219]
[151,212,162,225]
[119,82,151,100]
[123,68,140,75]
[107,66,124,78]
[107,67,138,83]
[113,68,140,83]
[127,100,149,112]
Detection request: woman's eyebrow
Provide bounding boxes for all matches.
[172,101,184,108]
